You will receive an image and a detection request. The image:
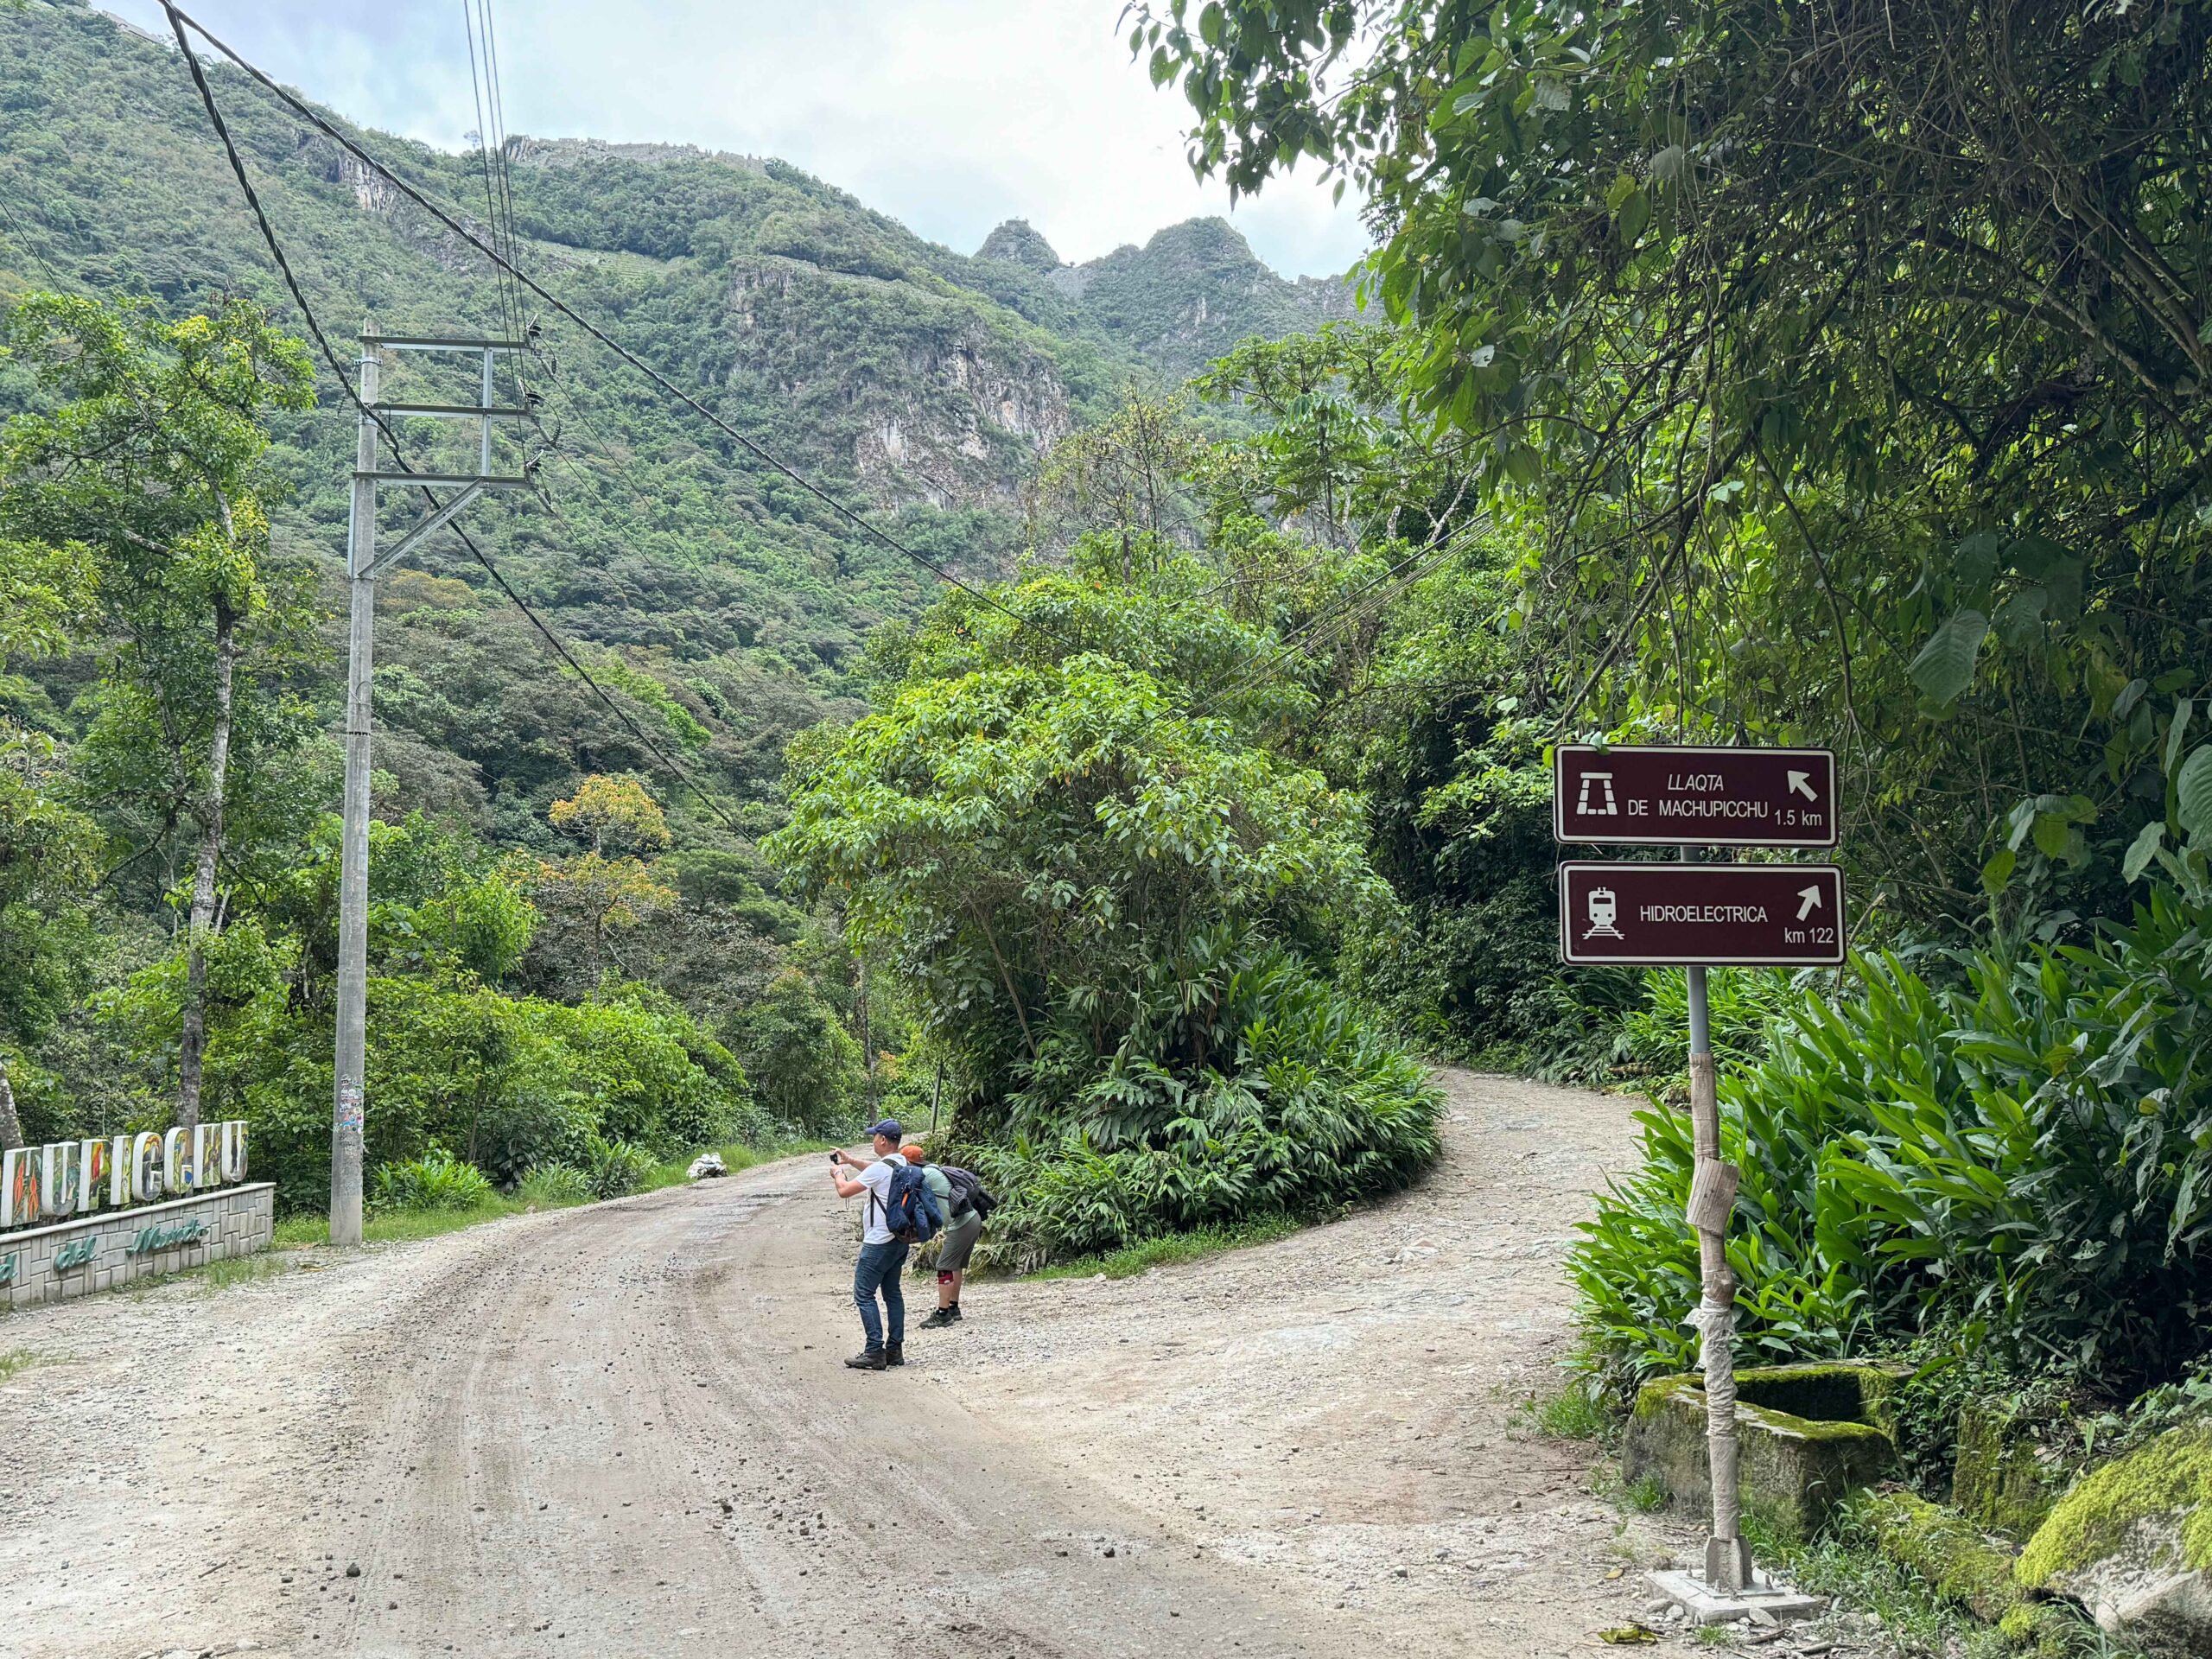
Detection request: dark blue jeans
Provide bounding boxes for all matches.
[853,1239,910,1353]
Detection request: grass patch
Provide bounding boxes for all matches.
[1624,1474,1668,1514]
[1747,1504,2145,1659]
[1028,1213,1306,1281]
[0,1348,41,1382]
[272,1198,522,1248]
[196,1253,289,1294]
[635,1138,830,1196]
[1516,1376,1615,1443]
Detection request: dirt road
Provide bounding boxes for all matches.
[3,1071,1691,1659]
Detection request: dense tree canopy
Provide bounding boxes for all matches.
[1141,0,2212,931]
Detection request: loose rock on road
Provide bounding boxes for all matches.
[4,1071,1692,1658]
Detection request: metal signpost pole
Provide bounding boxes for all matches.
[330,327,531,1246]
[330,335,378,1247]
[1685,955,1751,1592]
[1556,745,1846,1610]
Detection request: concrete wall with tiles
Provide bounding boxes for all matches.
[0,1182,274,1310]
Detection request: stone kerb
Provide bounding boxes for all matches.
[0,1182,275,1310]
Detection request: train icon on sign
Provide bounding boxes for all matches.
[1584,887,1624,940]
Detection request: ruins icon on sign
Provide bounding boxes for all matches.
[1575,771,1618,817]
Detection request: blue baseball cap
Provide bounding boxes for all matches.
[867,1118,903,1141]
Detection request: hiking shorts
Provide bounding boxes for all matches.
[936,1210,982,1273]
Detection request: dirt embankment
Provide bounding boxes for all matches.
[3,1071,1695,1659]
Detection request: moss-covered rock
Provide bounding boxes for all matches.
[2018,1424,2212,1658]
[1855,1491,2082,1656]
[1954,1398,2065,1539]
[1624,1363,1901,1540]
[1863,1491,2021,1620]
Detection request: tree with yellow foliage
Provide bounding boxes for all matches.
[531,776,677,988]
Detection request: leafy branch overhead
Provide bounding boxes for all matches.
[1139,0,2212,921]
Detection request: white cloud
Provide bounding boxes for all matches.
[117,0,1370,277]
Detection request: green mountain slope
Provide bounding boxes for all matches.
[0,0,1351,842]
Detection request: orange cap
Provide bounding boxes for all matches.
[899,1143,927,1164]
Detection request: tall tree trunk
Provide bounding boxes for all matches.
[0,1056,24,1153]
[176,596,238,1132]
[856,955,875,1105]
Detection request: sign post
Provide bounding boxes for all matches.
[1555,747,1846,1603]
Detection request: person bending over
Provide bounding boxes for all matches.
[902,1143,983,1328]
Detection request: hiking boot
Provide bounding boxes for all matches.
[844,1350,887,1371]
[920,1308,957,1330]
[885,1342,906,1367]
[948,1304,963,1322]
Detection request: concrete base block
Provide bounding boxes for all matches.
[1705,1533,1754,1591]
[1624,1362,1905,1539]
[1648,1567,1828,1626]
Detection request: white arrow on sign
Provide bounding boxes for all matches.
[1796,885,1824,921]
[1788,770,1818,802]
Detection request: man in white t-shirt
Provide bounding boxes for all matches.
[829,1118,910,1370]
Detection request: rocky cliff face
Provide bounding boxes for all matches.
[728,262,1074,510]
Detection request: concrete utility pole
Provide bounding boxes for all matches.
[331,326,532,1245]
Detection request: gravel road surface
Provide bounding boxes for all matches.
[3,1070,1697,1658]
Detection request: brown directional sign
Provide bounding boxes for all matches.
[1558,861,1847,967]
[1554,745,1838,849]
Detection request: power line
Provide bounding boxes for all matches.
[0,188,68,289]
[461,0,530,396]
[165,0,1468,758]
[162,3,751,841]
[162,2,1077,654]
[478,0,530,375]
[459,2,516,353]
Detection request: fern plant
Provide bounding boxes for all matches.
[1572,879,2212,1395]
[369,1148,496,1213]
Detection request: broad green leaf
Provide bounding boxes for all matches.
[2031,811,2072,858]
[2122,820,2165,883]
[1909,609,1988,708]
[2166,699,2194,776]
[1992,588,2047,646]
[2177,744,2212,842]
[1954,530,2002,594]
[1980,848,2016,895]
[1614,187,1649,246]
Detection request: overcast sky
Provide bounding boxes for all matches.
[115,0,1370,278]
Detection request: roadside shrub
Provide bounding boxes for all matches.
[966,947,1443,1269]
[136,969,760,1211]
[1615,966,1808,1084]
[515,1163,594,1208]
[370,1148,495,1212]
[579,1136,657,1200]
[1571,881,2212,1395]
